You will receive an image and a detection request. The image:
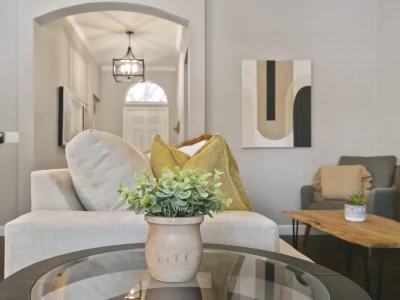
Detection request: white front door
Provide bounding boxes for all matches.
[123,106,169,151]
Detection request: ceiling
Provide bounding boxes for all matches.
[70,11,181,68]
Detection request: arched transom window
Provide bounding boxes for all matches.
[125,81,167,103]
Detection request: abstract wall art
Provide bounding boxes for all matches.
[242,60,312,148]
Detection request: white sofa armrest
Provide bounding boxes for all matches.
[31,169,85,211]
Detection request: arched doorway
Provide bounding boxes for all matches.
[17,0,205,216]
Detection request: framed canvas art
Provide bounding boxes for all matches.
[58,87,87,146]
[242,60,312,148]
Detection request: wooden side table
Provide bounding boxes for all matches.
[282,210,400,300]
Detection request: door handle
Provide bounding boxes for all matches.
[173,121,180,134]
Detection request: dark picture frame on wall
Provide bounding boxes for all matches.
[58,87,87,146]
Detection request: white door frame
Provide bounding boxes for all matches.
[17,0,205,216]
[123,106,169,146]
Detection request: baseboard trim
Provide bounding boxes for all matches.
[278,225,325,235]
[0,226,4,236]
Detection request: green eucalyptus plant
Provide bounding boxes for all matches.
[118,167,231,217]
[347,192,366,206]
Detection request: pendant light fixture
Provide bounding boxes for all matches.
[113,31,145,83]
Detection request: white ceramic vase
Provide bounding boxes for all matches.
[344,204,366,222]
[144,214,204,282]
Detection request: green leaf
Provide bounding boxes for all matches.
[161,181,170,188]
[195,185,203,193]
[187,198,204,205]
[171,199,179,209]
[180,191,192,199]
[150,204,162,213]
[131,200,140,211]
[148,195,157,206]
[175,198,188,207]
[174,188,182,198]
[202,207,209,215]
[200,192,209,198]
[134,206,147,215]
[140,194,150,206]
[156,191,169,198]
[161,199,171,207]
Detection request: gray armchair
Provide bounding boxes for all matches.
[301,156,399,244]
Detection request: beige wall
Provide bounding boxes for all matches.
[97,70,178,144]
[33,19,101,170]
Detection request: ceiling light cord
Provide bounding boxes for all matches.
[127,31,133,49]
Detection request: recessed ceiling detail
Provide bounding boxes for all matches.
[71,11,180,68]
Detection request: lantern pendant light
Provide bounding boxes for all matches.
[113,31,145,83]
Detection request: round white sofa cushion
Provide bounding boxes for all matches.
[66,130,153,211]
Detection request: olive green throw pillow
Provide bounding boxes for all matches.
[150,134,252,211]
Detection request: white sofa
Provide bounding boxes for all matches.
[6,169,291,277]
[5,130,312,277]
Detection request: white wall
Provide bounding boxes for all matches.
[97,70,178,143]
[3,0,400,228]
[0,0,18,225]
[176,27,189,143]
[16,0,205,217]
[206,0,378,224]
[376,0,400,157]
[33,19,101,170]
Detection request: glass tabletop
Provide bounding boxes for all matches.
[31,248,330,300]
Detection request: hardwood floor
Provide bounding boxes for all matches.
[281,235,400,300]
[0,235,399,299]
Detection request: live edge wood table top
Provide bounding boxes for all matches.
[281,210,400,249]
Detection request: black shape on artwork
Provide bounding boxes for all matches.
[266,61,276,120]
[293,86,311,147]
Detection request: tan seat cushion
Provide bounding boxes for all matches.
[313,165,372,201]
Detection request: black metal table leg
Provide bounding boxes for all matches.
[345,244,354,275]
[292,219,299,249]
[376,251,385,300]
[363,247,371,296]
[292,219,295,248]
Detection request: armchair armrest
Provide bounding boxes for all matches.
[301,185,314,209]
[31,169,85,211]
[367,187,399,221]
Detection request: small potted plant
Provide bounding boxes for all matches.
[118,167,231,282]
[344,192,367,222]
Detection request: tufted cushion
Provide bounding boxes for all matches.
[339,156,397,188]
[66,130,153,211]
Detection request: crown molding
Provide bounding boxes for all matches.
[101,65,176,72]
[66,16,100,66]
[176,25,184,52]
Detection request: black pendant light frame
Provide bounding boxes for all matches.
[113,31,145,83]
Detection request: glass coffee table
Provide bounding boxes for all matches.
[0,244,370,300]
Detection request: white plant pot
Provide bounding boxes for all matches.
[344,204,366,222]
[144,214,204,282]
